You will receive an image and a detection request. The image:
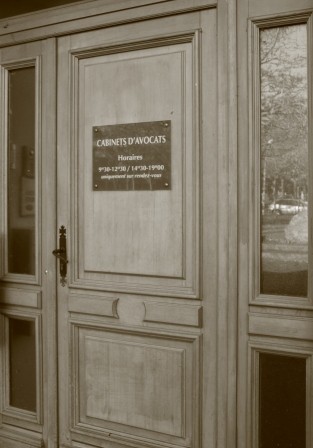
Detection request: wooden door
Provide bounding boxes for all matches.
[238,0,313,447]
[57,8,216,448]
[0,40,58,447]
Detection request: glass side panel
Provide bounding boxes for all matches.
[9,318,37,412]
[260,25,308,297]
[8,67,36,275]
[259,353,306,448]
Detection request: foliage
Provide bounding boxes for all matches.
[260,26,308,197]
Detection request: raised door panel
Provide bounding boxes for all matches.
[64,21,201,298]
[71,325,199,447]
[81,48,185,279]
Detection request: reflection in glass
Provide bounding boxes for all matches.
[8,67,36,275]
[260,25,308,297]
[9,318,37,412]
[259,353,306,448]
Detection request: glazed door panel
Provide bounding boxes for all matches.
[0,39,57,447]
[57,9,216,448]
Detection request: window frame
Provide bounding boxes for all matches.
[250,11,313,307]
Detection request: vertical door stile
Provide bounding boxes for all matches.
[41,37,58,448]
[57,34,72,446]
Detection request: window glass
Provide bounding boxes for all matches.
[9,318,37,412]
[8,67,36,275]
[259,353,306,447]
[260,25,308,297]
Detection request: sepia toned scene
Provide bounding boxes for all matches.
[260,24,308,297]
[0,2,312,448]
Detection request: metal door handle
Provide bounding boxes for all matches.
[52,225,68,286]
[52,248,67,263]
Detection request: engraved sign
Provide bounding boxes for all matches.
[93,121,171,191]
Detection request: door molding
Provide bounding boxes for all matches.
[0,0,217,46]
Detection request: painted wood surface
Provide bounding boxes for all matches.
[0,1,240,448]
[57,6,215,448]
[237,1,313,447]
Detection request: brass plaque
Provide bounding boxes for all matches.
[93,121,171,191]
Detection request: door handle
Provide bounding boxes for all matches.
[52,225,68,286]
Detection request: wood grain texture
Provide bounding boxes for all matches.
[72,325,198,446]
[64,21,201,298]
[69,294,119,318]
[0,427,43,448]
[144,301,202,327]
[0,2,221,448]
[57,8,206,448]
[249,313,313,340]
[238,4,313,448]
[0,288,41,308]
[249,0,313,18]
[83,338,185,436]
[79,48,186,278]
[0,0,216,43]
[0,37,58,448]
[215,1,238,447]
[0,3,221,448]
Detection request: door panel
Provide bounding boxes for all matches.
[74,327,198,444]
[76,40,198,296]
[57,10,215,448]
[238,1,313,447]
[0,40,57,446]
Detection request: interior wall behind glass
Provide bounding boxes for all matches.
[8,67,36,275]
[9,318,37,412]
[259,353,306,448]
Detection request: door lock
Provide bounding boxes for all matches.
[52,225,68,286]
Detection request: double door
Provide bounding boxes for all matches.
[1,0,313,447]
[0,8,217,448]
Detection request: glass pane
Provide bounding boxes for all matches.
[9,318,37,412]
[259,353,306,448]
[260,25,308,297]
[8,67,36,275]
